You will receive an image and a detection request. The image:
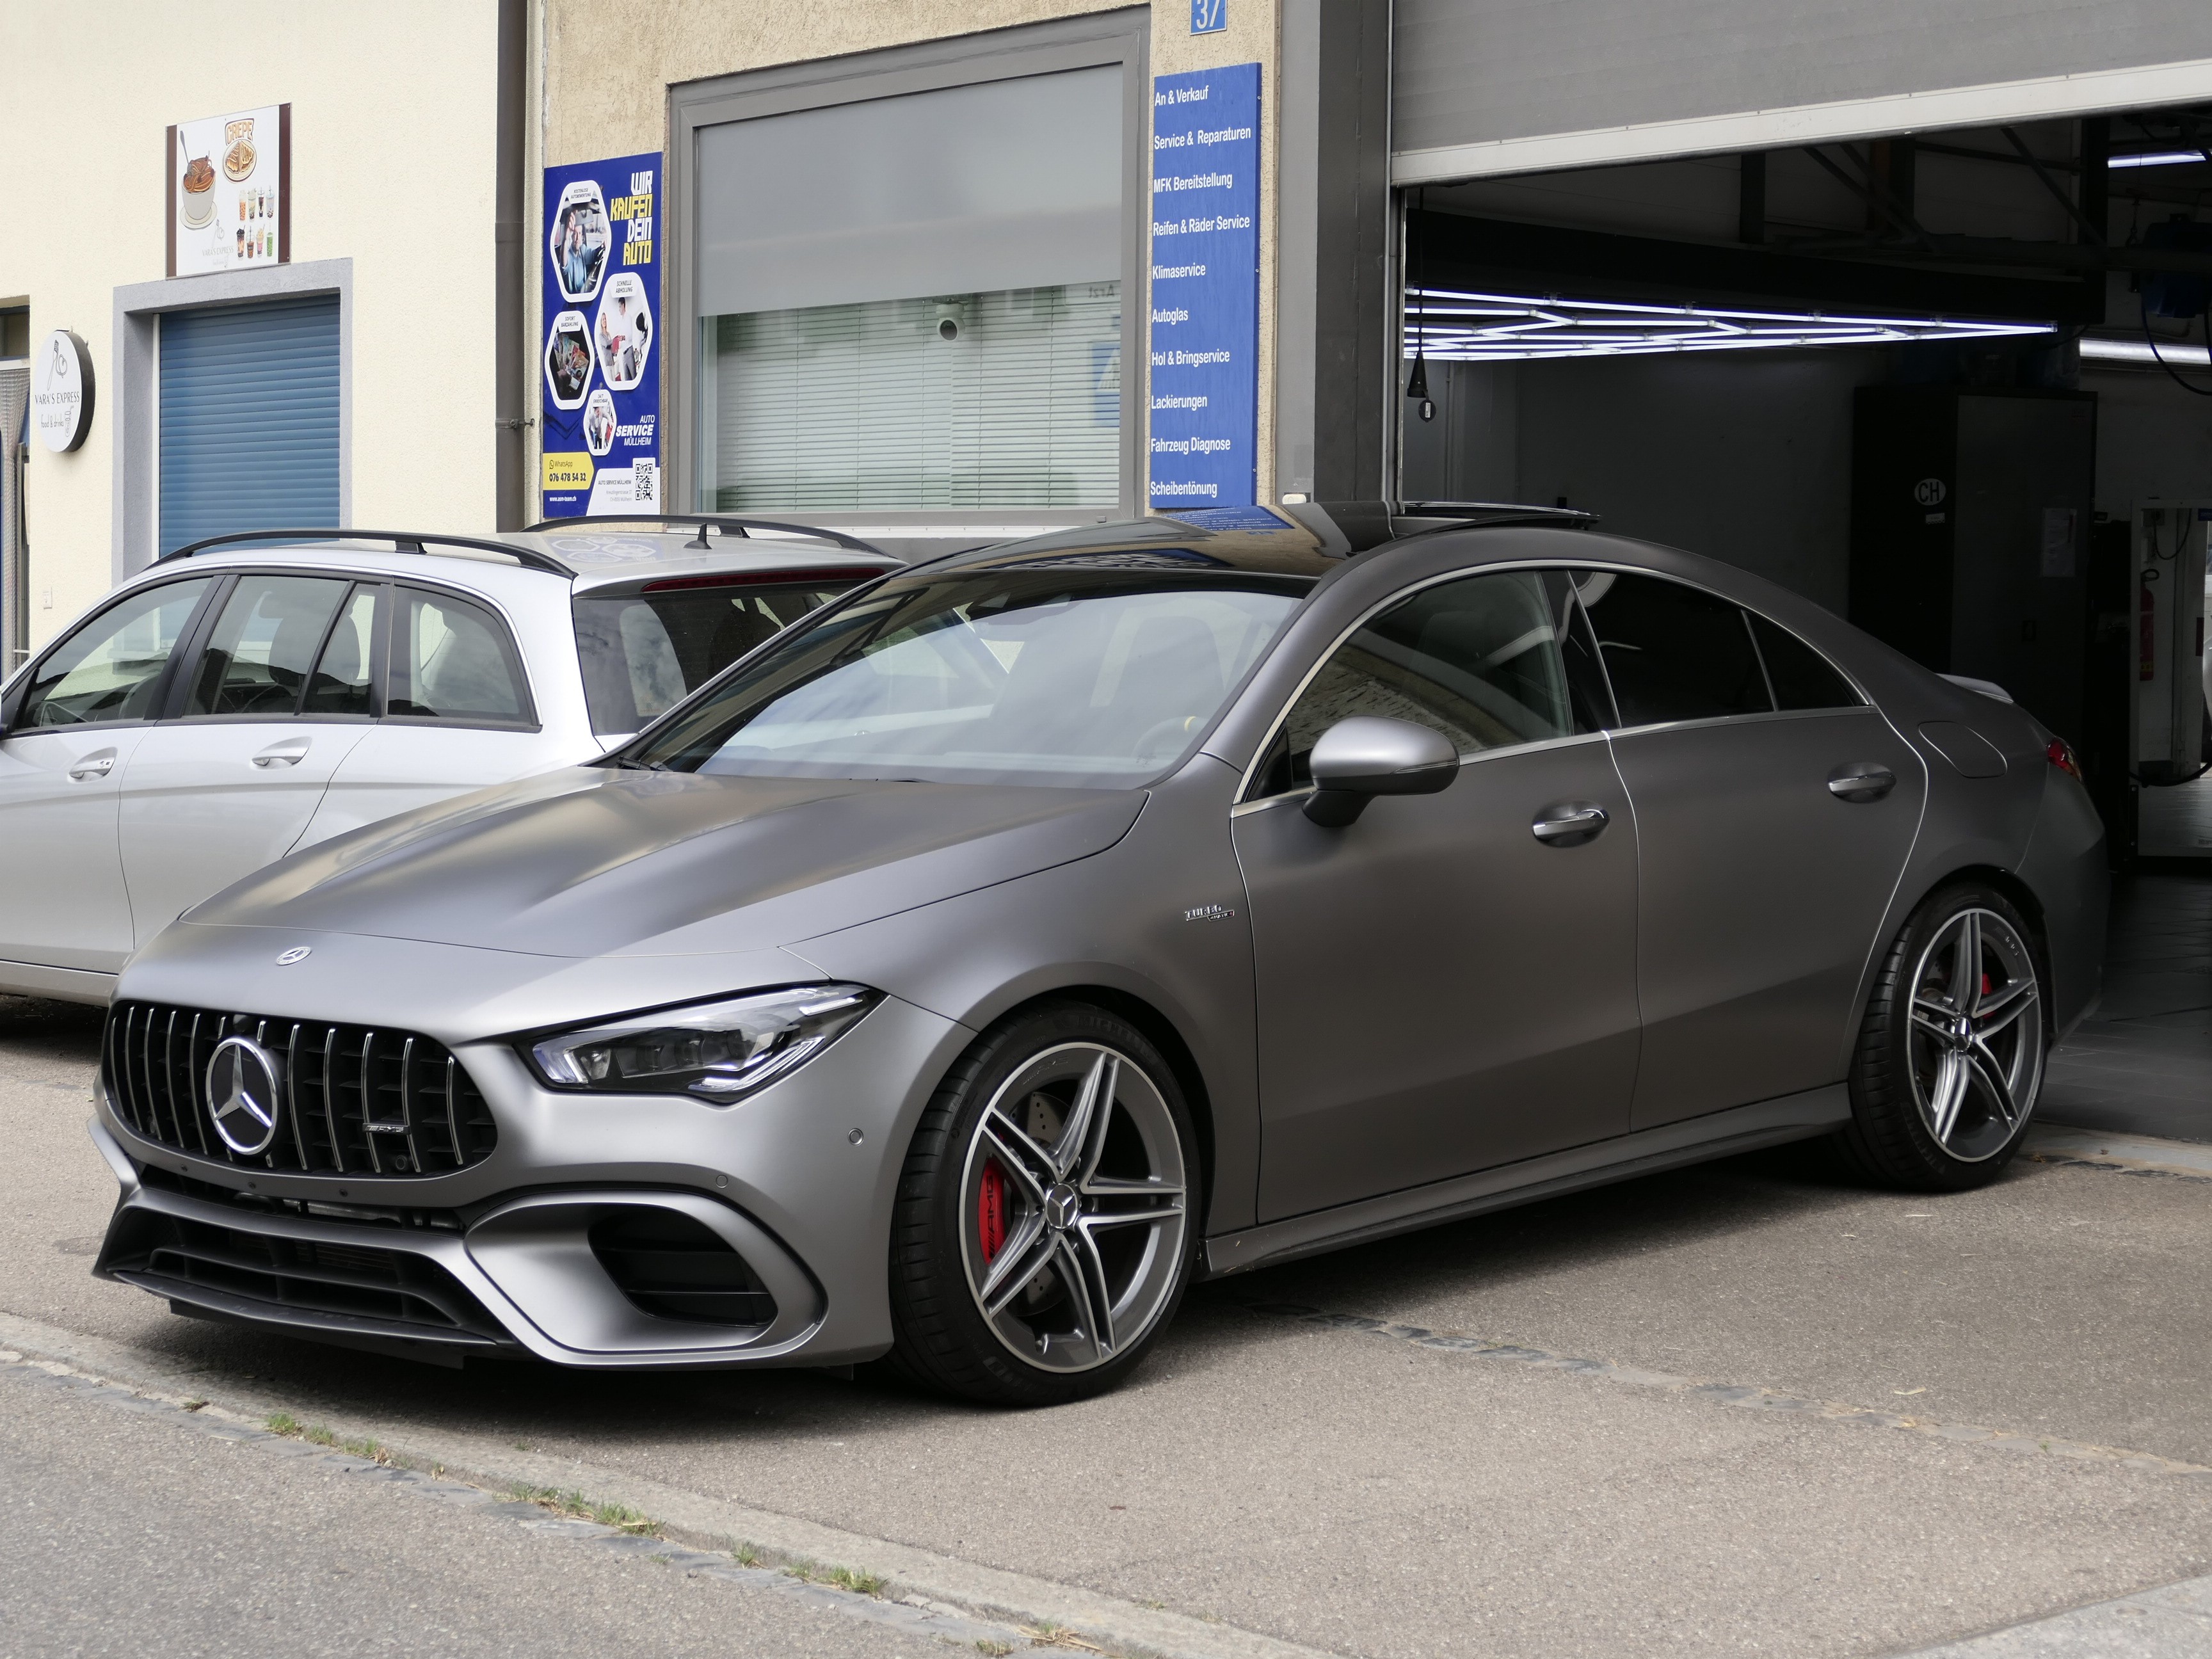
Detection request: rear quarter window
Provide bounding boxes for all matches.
[573,578,859,735]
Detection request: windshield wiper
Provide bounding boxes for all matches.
[605,755,667,771]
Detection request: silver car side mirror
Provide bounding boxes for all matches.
[1303,716,1459,827]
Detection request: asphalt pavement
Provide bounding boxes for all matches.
[3,991,2209,1659]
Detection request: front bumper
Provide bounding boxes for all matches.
[90,991,972,1368]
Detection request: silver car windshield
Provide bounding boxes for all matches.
[630,567,1308,787]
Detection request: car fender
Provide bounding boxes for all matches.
[789,755,1263,1234]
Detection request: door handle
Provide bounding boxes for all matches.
[1532,803,1608,846]
[252,738,312,769]
[1827,764,1896,803]
[67,752,117,781]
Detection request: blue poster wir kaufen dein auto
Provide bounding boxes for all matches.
[1148,63,1260,511]
[541,151,662,520]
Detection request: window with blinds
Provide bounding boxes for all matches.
[707,284,1120,511]
[158,295,340,556]
[694,65,1125,513]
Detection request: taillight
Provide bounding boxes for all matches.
[2045,737,2082,779]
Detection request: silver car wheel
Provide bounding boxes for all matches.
[957,1042,1189,1374]
[1905,906,2044,1162]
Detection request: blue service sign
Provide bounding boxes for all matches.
[1148,63,1260,512]
[541,151,662,520]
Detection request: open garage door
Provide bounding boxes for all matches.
[1395,105,2212,862]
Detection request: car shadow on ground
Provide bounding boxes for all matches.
[15,995,2060,1438]
[0,996,104,1066]
[81,1136,2007,1450]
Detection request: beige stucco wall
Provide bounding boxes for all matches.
[540,0,1283,510]
[0,0,502,650]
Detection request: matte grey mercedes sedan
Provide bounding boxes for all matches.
[92,506,2106,1404]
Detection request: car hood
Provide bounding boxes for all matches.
[185,767,1147,959]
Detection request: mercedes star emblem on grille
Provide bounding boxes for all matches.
[275,946,312,965]
[206,1035,284,1157]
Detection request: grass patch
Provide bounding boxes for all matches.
[730,1541,763,1567]
[1020,1623,1104,1651]
[782,1561,888,1597]
[263,1413,396,1465]
[509,1484,663,1537]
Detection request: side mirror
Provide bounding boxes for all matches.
[1303,716,1459,827]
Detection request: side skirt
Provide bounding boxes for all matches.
[0,959,116,1006]
[1200,1085,1850,1279]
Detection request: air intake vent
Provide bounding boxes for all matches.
[102,1208,511,1345]
[102,1002,497,1178]
[589,1208,778,1327]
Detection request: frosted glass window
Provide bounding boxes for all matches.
[695,67,1124,512]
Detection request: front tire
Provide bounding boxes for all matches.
[885,1003,1196,1406]
[1835,883,2047,1190]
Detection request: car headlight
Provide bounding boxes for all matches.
[527,984,880,1100]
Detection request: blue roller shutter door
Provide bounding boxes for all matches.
[158,295,339,556]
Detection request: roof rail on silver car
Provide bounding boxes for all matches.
[157,528,576,577]
[525,513,887,557]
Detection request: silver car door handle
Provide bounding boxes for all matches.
[252,739,312,769]
[67,753,116,780]
[1531,803,1608,846]
[1827,764,1896,803]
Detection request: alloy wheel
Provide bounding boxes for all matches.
[958,1043,1188,1373]
[1905,906,2044,1162]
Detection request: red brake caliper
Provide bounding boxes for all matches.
[978,1162,1007,1263]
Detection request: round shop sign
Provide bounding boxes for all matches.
[31,330,95,454]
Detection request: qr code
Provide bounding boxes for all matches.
[632,456,657,506]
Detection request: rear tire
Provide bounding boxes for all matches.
[885,1002,1196,1406]
[1834,882,2046,1191]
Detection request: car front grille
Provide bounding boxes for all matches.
[101,1208,512,1345]
[103,1002,497,1178]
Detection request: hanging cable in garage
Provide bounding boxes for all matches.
[2138,299,2212,397]
[1405,188,1434,421]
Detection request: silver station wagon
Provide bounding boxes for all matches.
[0,518,896,1004]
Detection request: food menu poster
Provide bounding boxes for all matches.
[169,105,289,278]
[541,151,661,520]
[1148,63,1260,511]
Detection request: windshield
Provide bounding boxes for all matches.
[628,567,1308,787]
[574,577,862,735]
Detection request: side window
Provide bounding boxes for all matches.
[184,575,354,717]
[303,586,380,716]
[1576,572,1772,728]
[1253,569,1596,797]
[390,588,531,725]
[12,578,214,732]
[1748,614,1861,710]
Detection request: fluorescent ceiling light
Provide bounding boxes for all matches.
[2081,336,2212,366]
[2107,150,2208,169]
[1404,289,2052,362]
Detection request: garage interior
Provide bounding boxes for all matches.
[1395,108,2212,1140]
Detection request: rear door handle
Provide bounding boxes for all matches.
[253,737,312,769]
[67,751,117,781]
[1532,803,1608,846]
[1827,764,1896,803]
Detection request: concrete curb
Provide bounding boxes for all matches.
[2024,1125,2212,1180]
[1887,1570,2212,1656]
[0,1308,1339,1659]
